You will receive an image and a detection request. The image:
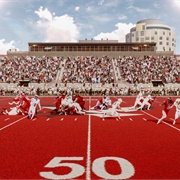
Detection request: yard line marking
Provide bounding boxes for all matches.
[129,118,133,121]
[0,97,13,102]
[60,118,64,121]
[85,99,98,101]
[0,108,43,131]
[142,110,180,132]
[86,112,91,180]
[0,116,26,131]
[86,96,91,180]
[46,118,50,121]
[143,118,147,121]
[4,118,10,121]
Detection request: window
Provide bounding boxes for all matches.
[159,42,162,45]
[159,36,163,40]
[155,31,157,35]
[140,31,144,36]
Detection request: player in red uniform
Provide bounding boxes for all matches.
[9,94,21,106]
[19,92,31,114]
[157,97,174,124]
[51,92,66,114]
[73,91,85,110]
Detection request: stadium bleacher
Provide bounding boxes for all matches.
[0,55,179,96]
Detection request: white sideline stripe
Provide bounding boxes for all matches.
[86,97,91,180]
[142,110,180,132]
[0,97,13,102]
[85,99,98,101]
[4,118,10,121]
[0,108,43,131]
[0,116,26,131]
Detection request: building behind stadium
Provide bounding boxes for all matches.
[126,19,176,53]
[7,19,176,58]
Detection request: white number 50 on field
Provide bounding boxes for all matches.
[39,156,135,179]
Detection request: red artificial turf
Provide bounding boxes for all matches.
[0,96,180,179]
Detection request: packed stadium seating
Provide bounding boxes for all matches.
[0,55,179,96]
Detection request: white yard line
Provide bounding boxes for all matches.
[86,96,91,180]
[0,116,26,131]
[142,110,180,132]
[0,108,43,131]
[4,118,10,121]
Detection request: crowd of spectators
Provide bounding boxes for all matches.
[0,82,179,97]
[0,55,179,87]
[0,56,62,83]
[62,56,115,83]
[117,55,180,84]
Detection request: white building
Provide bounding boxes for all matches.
[126,19,176,53]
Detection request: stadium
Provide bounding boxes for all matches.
[0,17,180,180]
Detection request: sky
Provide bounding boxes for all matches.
[0,0,180,55]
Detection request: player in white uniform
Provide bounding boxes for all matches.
[102,98,122,120]
[60,95,85,115]
[137,94,154,110]
[100,96,112,110]
[91,96,106,110]
[132,92,144,109]
[1,106,24,116]
[170,98,180,125]
[28,95,41,119]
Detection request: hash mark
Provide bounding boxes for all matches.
[4,118,10,121]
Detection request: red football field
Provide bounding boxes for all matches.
[0,96,180,179]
